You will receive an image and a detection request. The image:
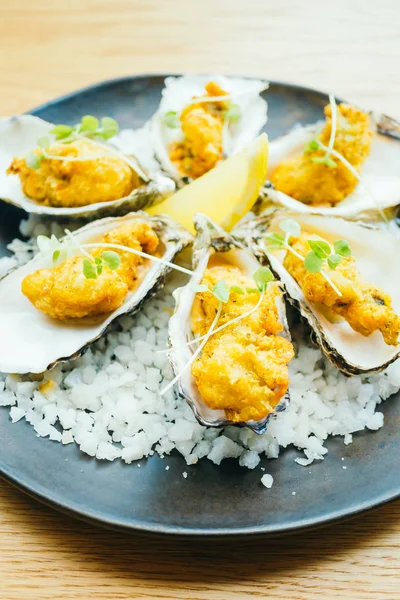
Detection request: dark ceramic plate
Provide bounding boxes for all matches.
[0,76,399,536]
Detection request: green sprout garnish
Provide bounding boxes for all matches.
[36,228,194,284]
[265,217,352,297]
[51,115,119,142]
[25,115,120,170]
[191,266,273,302]
[82,251,121,280]
[253,266,274,291]
[231,285,245,295]
[224,102,241,123]
[312,155,337,168]
[303,93,338,168]
[162,111,180,128]
[212,280,230,303]
[304,134,337,168]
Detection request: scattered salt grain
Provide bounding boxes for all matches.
[182,471,188,479]
[261,474,274,489]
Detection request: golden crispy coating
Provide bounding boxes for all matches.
[22,256,128,320]
[270,103,373,206]
[190,264,294,423]
[169,81,228,179]
[22,221,159,321]
[7,139,140,208]
[283,233,400,345]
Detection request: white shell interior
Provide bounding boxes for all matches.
[266,121,400,219]
[0,214,184,374]
[0,115,174,217]
[265,213,400,372]
[168,243,288,427]
[150,75,268,180]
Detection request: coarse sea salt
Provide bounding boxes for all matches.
[0,215,399,477]
[261,474,274,489]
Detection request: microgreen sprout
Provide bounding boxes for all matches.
[190,266,273,303]
[25,114,149,182]
[82,251,121,280]
[264,218,352,296]
[224,102,241,123]
[162,111,180,128]
[25,115,120,171]
[304,93,338,168]
[36,230,194,280]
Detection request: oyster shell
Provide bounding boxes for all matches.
[237,212,400,375]
[149,75,268,184]
[0,212,191,374]
[167,214,292,434]
[262,111,400,221]
[0,115,175,219]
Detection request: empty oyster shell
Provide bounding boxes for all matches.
[0,212,191,374]
[237,212,400,375]
[262,111,400,221]
[167,214,292,434]
[0,115,175,219]
[149,75,268,184]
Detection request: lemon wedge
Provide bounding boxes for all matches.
[146,133,268,232]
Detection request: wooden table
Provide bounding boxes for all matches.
[1,1,400,598]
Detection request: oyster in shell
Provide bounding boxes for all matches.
[262,104,400,221]
[0,115,175,219]
[0,212,191,374]
[149,75,268,184]
[237,212,400,375]
[167,214,293,434]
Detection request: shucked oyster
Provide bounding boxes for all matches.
[0,212,191,374]
[262,101,400,221]
[167,214,294,433]
[149,75,268,184]
[0,115,175,219]
[237,212,400,375]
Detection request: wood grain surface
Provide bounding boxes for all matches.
[0,0,400,598]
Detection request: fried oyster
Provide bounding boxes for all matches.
[8,139,141,208]
[190,264,294,422]
[270,103,373,207]
[168,81,229,179]
[22,222,159,320]
[284,232,400,346]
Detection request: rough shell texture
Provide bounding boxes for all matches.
[236,212,400,375]
[0,212,192,374]
[0,115,175,219]
[262,112,400,221]
[167,213,291,434]
[150,75,268,184]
